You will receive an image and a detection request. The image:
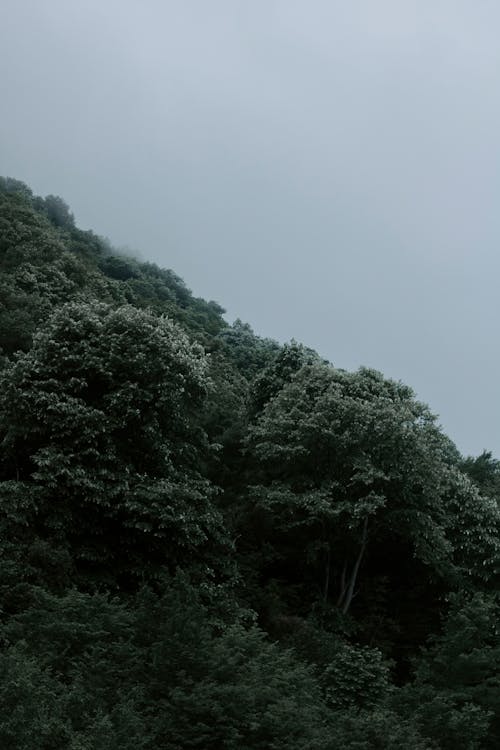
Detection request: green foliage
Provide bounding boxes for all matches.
[461,450,500,499]
[249,340,321,417]
[157,624,328,749]
[0,181,226,361]
[321,642,392,710]
[2,175,500,748]
[325,708,434,750]
[0,578,330,750]
[118,262,227,343]
[0,175,35,202]
[0,647,70,749]
[0,190,121,357]
[243,362,456,625]
[98,254,140,280]
[398,592,500,750]
[0,302,229,584]
[217,319,279,378]
[441,468,500,586]
[42,194,75,229]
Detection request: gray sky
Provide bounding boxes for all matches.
[2,1,500,457]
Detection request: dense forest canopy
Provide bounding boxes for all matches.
[1,176,500,748]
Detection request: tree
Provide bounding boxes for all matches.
[217,319,279,379]
[461,451,500,500]
[0,647,70,749]
[441,467,500,587]
[249,341,321,417]
[42,194,75,229]
[244,363,456,616]
[393,592,500,749]
[0,190,121,357]
[0,302,229,587]
[0,576,332,750]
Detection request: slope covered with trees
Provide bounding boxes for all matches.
[1,177,500,749]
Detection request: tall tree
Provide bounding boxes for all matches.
[244,363,457,616]
[0,302,229,587]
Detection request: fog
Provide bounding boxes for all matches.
[2,1,500,456]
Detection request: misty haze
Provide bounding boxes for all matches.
[1,3,500,749]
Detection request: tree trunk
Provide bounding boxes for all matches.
[337,517,369,615]
[337,561,347,607]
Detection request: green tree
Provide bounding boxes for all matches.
[245,363,455,617]
[217,319,279,379]
[249,340,321,417]
[393,592,500,749]
[0,576,332,750]
[42,194,75,229]
[461,450,500,500]
[324,708,434,750]
[0,190,121,358]
[441,467,500,587]
[0,647,70,749]
[0,302,228,587]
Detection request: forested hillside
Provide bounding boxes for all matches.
[1,177,500,749]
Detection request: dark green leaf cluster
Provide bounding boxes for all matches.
[1,178,500,748]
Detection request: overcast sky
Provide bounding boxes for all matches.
[2,1,500,457]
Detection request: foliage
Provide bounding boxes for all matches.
[217,318,279,378]
[441,468,500,586]
[0,578,330,749]
[0,301,229,585]
[461,450,500,500]
[249,340,321,417]
[401,592,500,749]
[1,176,500,748]
[243,363,457,627]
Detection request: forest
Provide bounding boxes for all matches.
[1,176,500,749]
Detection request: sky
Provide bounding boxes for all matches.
[1,1,500,457]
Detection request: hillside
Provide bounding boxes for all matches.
[1,177,500,749]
